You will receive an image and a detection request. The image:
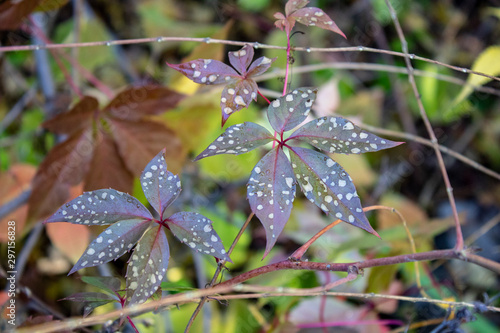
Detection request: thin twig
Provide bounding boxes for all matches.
[385,0,463,250]
[256,62,500,97]
[184,212,254,332]
[358,123,500,181]
[465,212,500,246]
[1,38,499,83]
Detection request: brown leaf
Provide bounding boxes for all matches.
[110,118,185,174]
[46,222,90,264]
[28,130,94,223]
[0,0,43,31]
[105,86,185,120]
[0,164,36,242]
[43,96,98,135]
[84,131,133,192]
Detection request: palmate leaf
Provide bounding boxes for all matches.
[289,147,378,237]
[288,116,403,154]
[247,148,296,256]
[194,122,274,161]
[126,225,169,305]
[69,219,152,275]
[140,149,181,219]
[267,88,317,133]
[167,44,275,126]
[166,212,231,262]
[45,189,152,225]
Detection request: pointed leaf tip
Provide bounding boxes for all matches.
[289,116,403,155]
[194,122,274,161]
[45,189,153,225]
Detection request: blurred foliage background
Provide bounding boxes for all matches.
[1,0,500,332]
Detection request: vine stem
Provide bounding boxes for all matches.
[283,30,292,95]
[385,0,463,251]
[17,247,500,333]
[184,212,254,332]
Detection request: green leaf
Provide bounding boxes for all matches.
[81,276,122,296]
[448,46,500,118]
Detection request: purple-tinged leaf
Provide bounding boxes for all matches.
[45,189,153,225]
[273,12,295,32]
[247,148,296,257]
[291,8,346,38]
[81,276,121,297]
[126,225,169,305]
[289,147,379,237]
[141,149,181,218]
[166,212,231,262]
[83,300,116,318]
[167,59,239,85]
[69,219,152,275]
[194,122,274,161]
[288,117,403,154]
[228,44,254,76]
[247,56,277,77]
[285,0,309,15]
[267,88,317,133]
[220,79,258,126]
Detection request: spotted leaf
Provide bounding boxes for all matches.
[140,149,181,219]
[228,44,254,75]
[285,0,309,15]
[126,225,169,305]
[220,79,258,126]
[194,122,274,161]
[288,116,403,154]
[69,219,152,275]
[247,148,296,257]
[44,189,153,225]
[291,8,346,38]
[166,59,239,85]
[166,212,231,262]
[246,56,276,78]
[289,147,378,237]
[267,88,317,134]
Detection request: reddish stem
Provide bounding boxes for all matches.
[283,30,291,95]
[257,90,271,104]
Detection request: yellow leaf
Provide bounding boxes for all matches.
[449,46,500,118]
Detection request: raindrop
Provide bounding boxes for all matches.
[105,41,112,46]
[203,37,211,44]
[253,42,261,49]
[409,54,415,59]
[34,45,40,50]
[156,37,164,43]
[358,46,364,51]
[462,68,467,73]
[305,47,311,53]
